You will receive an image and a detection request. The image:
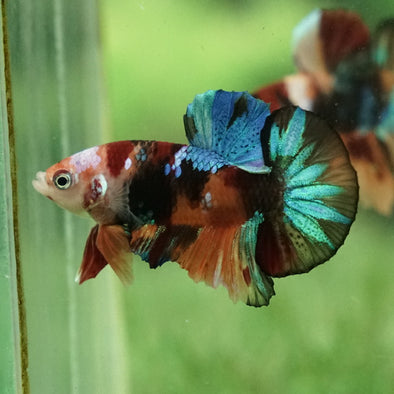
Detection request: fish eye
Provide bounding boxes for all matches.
[53,170,73,190]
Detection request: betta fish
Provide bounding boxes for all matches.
[253,9,394,215]
[373,18,394,171]
[254,9,371,113]
[33,90,358,307]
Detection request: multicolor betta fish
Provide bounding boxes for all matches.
[254,9,370,112]
[253,9,394,216]
[373,18,394,171]
[33,90,358,307]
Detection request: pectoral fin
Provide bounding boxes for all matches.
[96,224,133,284]
[76,225,108,284]
[77,224,132,284]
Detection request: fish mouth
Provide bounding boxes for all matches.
[32,171,48,195]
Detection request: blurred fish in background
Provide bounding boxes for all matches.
[254,9,394,215]
[372,18,394,175]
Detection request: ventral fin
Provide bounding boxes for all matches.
[96,224,133,284]
[183,90,271,174]
[76,225,108,284]
[130,221,275,307]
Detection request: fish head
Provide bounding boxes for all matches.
[32,145,108,216]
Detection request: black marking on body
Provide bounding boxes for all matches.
[223,167,284,219]
[128,143,210,223]
[146,225,200,268]
[128,161,174,224]
[175,161,210,207]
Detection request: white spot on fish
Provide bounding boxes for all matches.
[124,157,132,170]
[164,163,171,175]
[201,192,213,209]
[205,192,212,206]
[70,146,101,173]
[98,174,108,196]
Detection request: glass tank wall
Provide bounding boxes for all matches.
[2,0,394,393]
[3,0,129,393]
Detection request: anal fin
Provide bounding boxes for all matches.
[129,224,200,267]
[129,219,275,307]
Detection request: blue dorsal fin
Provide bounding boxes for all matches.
[183,90,272,173]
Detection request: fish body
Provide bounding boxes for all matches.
[33,90,358,306]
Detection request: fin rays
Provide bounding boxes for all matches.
[258,106,358,276]
[129,222,275,307]
[184,90,271,173]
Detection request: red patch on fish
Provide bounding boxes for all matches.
[320,9,370,71]
[91,178,103,200]
[242,267,251,286]
[343,132,389,179]
[149,141,184,165]
[253,80,289,112]
[83,176,106,208]
[255,221,297,277]
[106,141,134,177]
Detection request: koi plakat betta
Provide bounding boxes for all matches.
[33,90,358,306]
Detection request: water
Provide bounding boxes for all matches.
[3,0,394,393]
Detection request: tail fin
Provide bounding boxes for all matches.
[257,106,359,277]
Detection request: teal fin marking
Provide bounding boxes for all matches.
[239,212,275,306]
[257,106,359,277]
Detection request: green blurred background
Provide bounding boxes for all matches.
[3,0,394,393]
